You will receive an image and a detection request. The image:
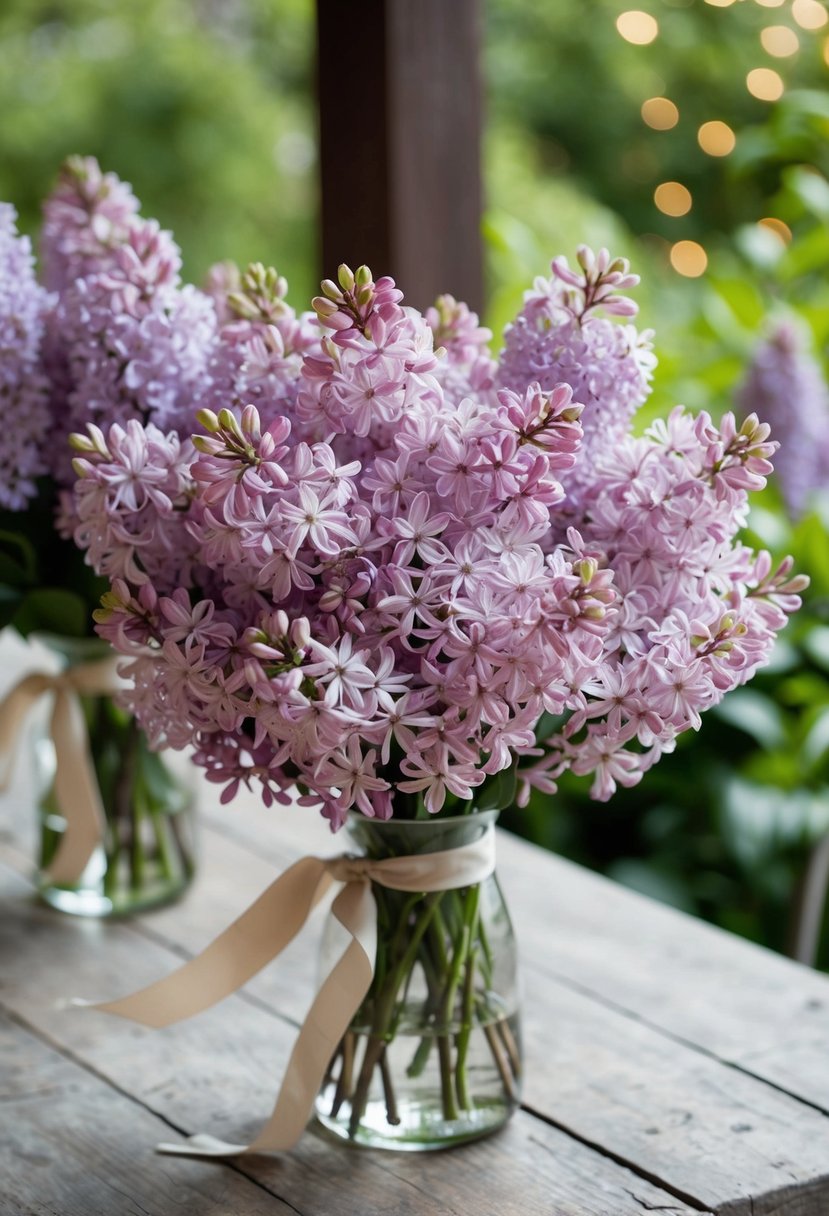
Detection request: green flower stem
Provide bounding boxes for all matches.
[483,1019,515,1100]
[454,886,481,1110]
[498,1016,522,1079]
[379,1047,401,1126]
[330,1030,355,1118]
[347,890,444,1137]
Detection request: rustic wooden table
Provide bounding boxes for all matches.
[2,635,829,1216]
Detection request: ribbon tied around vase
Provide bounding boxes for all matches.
[79,822,497,1158]
[0,657,122,884]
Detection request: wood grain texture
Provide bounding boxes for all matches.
[0,1012,296,1216]
[4,833,828,1215]
[0,868,702,1216]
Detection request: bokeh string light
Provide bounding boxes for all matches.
[616,10,659,44]
[627,0,827,277]
[792,0,828,31]
[746,66,785,99]
[670,240,708,276]
[641,96,679,129]
[697,120,737,156]
[654,181,693,216]
[760,25,800,55]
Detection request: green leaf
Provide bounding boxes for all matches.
[476,763,518,812]
[13,588,90,639]
[712,689,787,750]
[783,165,829,219]
[533,709,569,744]
[0,528,38,588]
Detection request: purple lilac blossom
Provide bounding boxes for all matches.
[735,321,829,517]
[201,262,319,432]
[14,159,222,493]
[70,252,806,829]
[0,204,51,509]
[40,155,140,292]
[498,246,656,512]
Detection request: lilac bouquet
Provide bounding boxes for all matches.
[70,250,804,824]
[62,191,806,1144]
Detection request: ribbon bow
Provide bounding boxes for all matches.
[85,823,497,1158]
[0,657,121,884]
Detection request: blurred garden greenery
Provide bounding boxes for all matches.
[3,0,829,961]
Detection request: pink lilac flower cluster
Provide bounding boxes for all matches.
[736,321,829,518]
[499,246,657,512]
[42,158,218,468]
[70,251,805,827]
[0,204,51,509]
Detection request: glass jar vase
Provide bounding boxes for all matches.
[315,811,521,1150]
[35,635,196,917]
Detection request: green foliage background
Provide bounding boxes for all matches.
[3,0,829,960]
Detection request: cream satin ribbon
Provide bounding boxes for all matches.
[85,824,496,1158]
[0,657,121,884]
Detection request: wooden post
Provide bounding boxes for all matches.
[316,0,484,314]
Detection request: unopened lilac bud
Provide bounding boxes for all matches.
[217,408,244,440]
[313,295,340,317]
[320,279,342,302]
[196,408,221,433]
[240,404,261,438]
[355,264,372,287]
[337,264,355,292]
[291,616,311,648]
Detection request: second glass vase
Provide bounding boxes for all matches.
[35,635,196,917]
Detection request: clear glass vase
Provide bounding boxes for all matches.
[35,635,196,917]
[314,811,522,1150]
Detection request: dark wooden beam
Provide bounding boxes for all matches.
[316,0,484,314]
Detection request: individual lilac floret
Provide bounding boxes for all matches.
[498,246,656,508]
[735,321,829,517]
[40,155,140,291]
[0,204,51,509]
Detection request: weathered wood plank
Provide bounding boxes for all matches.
[190,771,829,1116]
[5,835,829,1215]
[0,1011,297,1216]
[0,863,707,1216]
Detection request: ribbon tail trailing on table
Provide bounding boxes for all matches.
[0,658,122,884]
[80,824,497,1158]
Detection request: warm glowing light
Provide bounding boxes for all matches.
[670,241,708,277]
[761,24,800,54]
[746,67,785,99]
[616,10,659,44]
[641,96,679,129]
[758,217,793,243]
[792,0,828,29]
[754,0,786,7]
[705,0,736,6]
[654,181,693,217]
[697,120,737,156]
